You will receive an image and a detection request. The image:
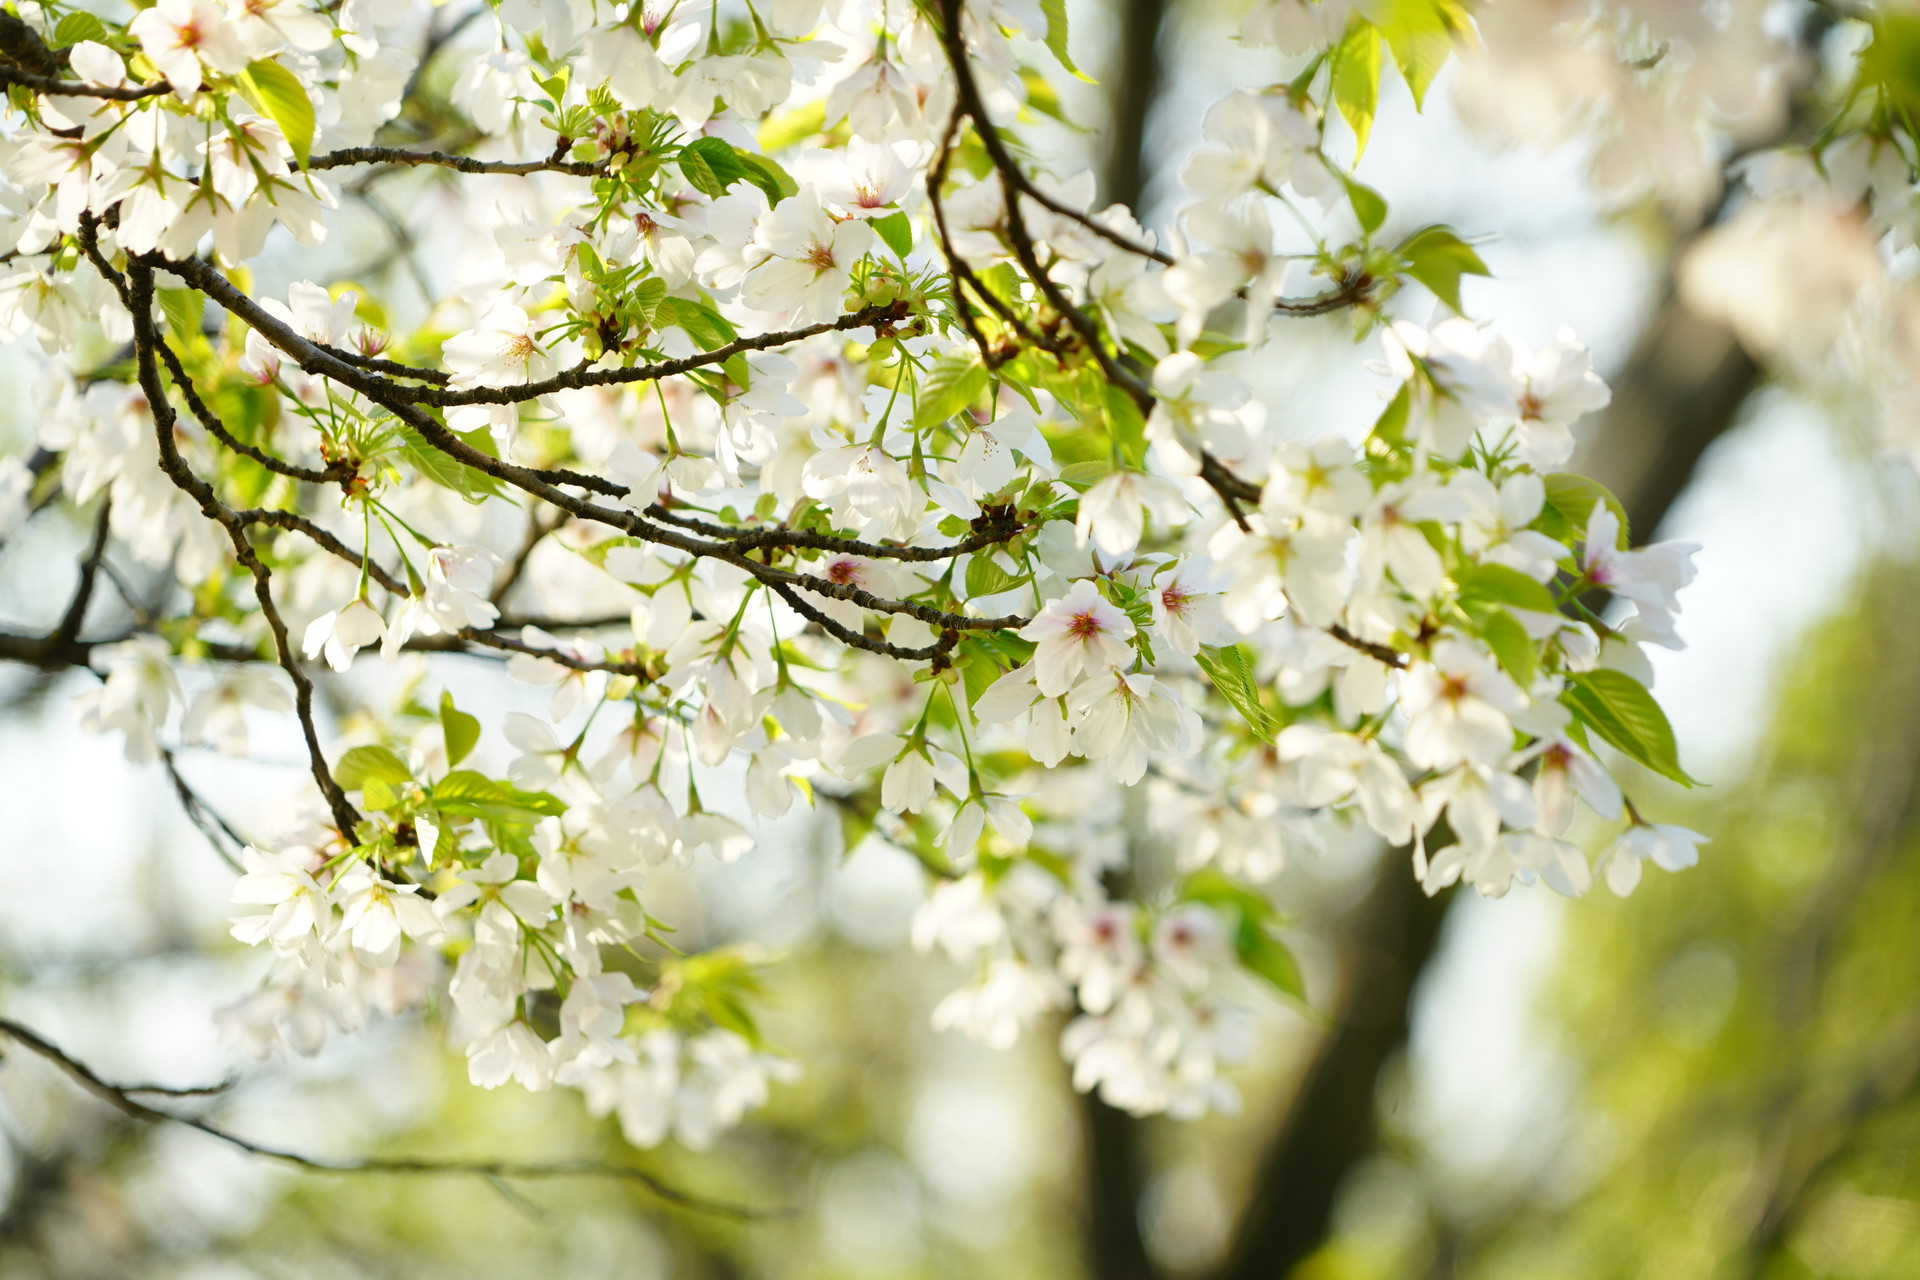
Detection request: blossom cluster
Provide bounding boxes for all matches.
[0,0,1727,1147]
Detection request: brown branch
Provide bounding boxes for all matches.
[235,507,408,597]
[155,339,351,485]
[0,64,170,100]
[0,1015,773,1219]
[306,146,607,178]
[117,254,361,837]
[374,302,911,407]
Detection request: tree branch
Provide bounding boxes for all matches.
[0,1015,773,1219]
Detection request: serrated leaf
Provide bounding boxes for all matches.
[157,288,202,346]
[1376,0,1463,109]
[1457,563,1559,614]
[1058,461,1113,489]
[1478,607,1537,688]
[1040,0,1091,79]
[1102,379,1148,469]
[629,275,667,328]
[736,151,796,205]
[1238,926,1307,1000]
[1396,224,1489,313]
[431,770,568,820]
[1564,669,1697,787]
[240,59,315,166]
[965,555,1025,599]
[871,209,914,259]
[335,744,411,791]
[1539,473,1630,549]
[54,12,108,47]
[1369,380,1412,447]
[1195,644,1279,743]
[1344,176,1388,235]
[395,424,504,503]
[914,354,988,429]
[439,691,480,768]
[654,295,737,349]
[1330,18,1382,160]
[677,136,752,199]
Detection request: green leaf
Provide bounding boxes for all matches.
[1368,380,1412,447]
[1564,669,1697,787]
[1102,380,1148,469]
[1344,176,1388,235]
[1478,607,1538,688]
[1057,461,1113,490]
[678,137,753,200]
[54,12,108,47]
[1375,0,1467,109]
[965,554,1026,599]
[735,151,797,205]
[914,354,988,430]
[431,770,568,821]
[239,59,315,166]
[654,295,737,349]
[439,692,480,768]
[395,424,504,503]
[1238,926,1307,1000]
[1539,473,1630,548]
[157,288,203,346]
[1396,224,1489,313]
[871,210,914,259]
[1040,0,1091,78]
[1178,869,1304,1001]
[629,275,667,329]
[1329,18,1382,160]
[334,744,411,791]
[1457,563,1558,615]
[1195,644,1279,743]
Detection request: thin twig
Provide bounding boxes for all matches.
[0,1016,774,1218]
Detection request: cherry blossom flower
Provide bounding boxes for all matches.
[1076,469,1187,557]
[742,185,876,322]
[1400,639,1527,771]
[129,0,251,98]
[1018,580,1137,698]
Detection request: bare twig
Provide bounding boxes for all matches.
[0,1015,773,1218]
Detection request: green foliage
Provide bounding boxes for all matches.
[1538,472,1630,547]
[1180,868,1305,1000]
[1196,644,1280,743]
[439,692,480,768]
[1565,669,1696,787]
[334,744,411,791]
[239,59,316,166]
[1330,18,1382,160]
[913,353,988,429]
[1396,225,1490,313]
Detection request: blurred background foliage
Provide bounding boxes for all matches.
[3,0,1914,1277]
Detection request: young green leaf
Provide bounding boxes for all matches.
[334,744,411,791]
[914,354,988,429]
[1396,224,1490,313]
[439,692,481,768]
[965,555,1026,599]
[240,60,315,166]
[1539,473,1630,548]
[1477,607,1538,688]
[1564,669,1697,787]
[1375,0,1468,109]
[678,137,753,199]
[1330,18,1383,160]
[1457,563,1559,615]
[1344,176,1389,235]
[1040,0,1091,79]
[871,210,914,259]
[1195,644,1280,743]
